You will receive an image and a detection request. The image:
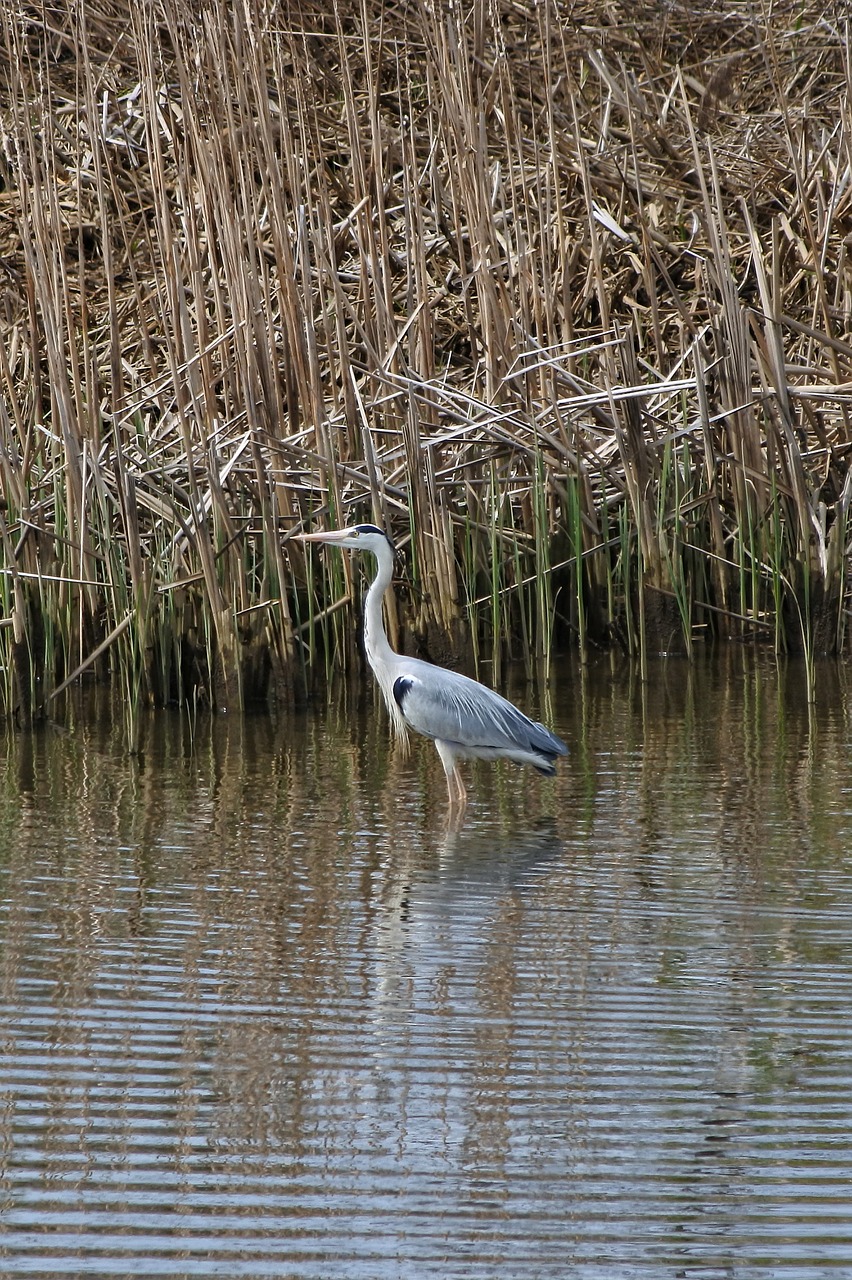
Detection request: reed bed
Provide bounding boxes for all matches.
[1,0,851,729]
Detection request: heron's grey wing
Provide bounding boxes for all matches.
[393,668,566,756]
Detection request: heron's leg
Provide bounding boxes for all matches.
[435,740,465,808]
[452,766,467,809]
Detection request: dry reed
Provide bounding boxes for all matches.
[1,0,850,726]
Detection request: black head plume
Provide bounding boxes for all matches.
[354,523,394,551]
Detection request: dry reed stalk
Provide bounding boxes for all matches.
[6,20,100,660]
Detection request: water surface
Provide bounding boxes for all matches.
[2,651,852,1277]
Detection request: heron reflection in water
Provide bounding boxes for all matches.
[296,524,568,815]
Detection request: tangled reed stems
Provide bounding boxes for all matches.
[1,0,851,731]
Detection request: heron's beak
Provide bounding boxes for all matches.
[292,528,356,546]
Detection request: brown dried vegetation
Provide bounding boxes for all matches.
[1,0,851,727]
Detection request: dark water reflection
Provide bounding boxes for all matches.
[2,650,852,1277]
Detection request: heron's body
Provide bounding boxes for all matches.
[297,524,567,809]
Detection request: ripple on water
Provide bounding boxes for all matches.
[2,658,852,1277]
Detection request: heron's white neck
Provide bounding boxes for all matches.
[361,545,406,739]
[362,546,397,670]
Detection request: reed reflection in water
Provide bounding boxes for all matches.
[1,650,852,1278]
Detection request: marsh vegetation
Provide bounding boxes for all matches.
[1,0,851,735]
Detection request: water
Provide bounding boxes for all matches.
[2,650,852,1278]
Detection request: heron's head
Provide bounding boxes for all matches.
[295,523,394,556]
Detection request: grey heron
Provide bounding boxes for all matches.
[297,524,568,810]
